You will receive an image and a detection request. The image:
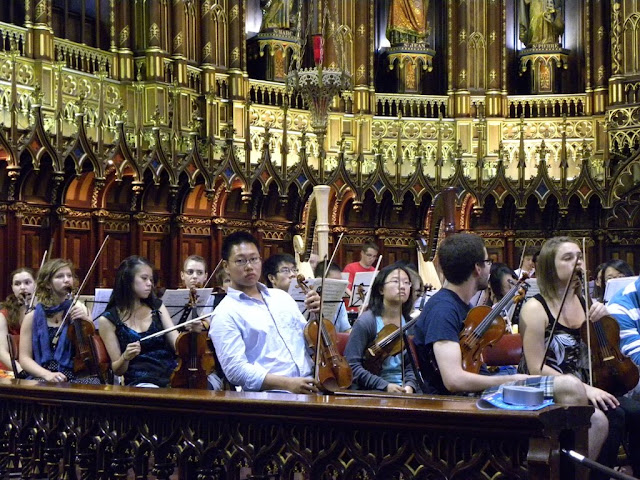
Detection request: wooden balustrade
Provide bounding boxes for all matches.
[0,378,591,479]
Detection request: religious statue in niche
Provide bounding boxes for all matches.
[519,0,564,47]
[260,0,298,32]
[387,0,430,45]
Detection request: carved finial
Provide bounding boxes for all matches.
[74,92,86,114]
[116,102,127,122]
[32,82,44,105]
[151,106,161,127]
[337,133,346,153]
[189,113,202,133]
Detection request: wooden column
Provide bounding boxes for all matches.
[590,0,609,114]
[25,0,54,60]
[451,0,470,117]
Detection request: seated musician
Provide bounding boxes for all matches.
[514,246,536,278]
[594,259,634,303]
[344,264,417,393]
[412,234,599,450]
[98,256,178,388]
[180,255,208,289]
[0,268,36,377]
[263,253,297,291]
[216,268,231,292]
[314,261,351,333]
[343,242,379,293]
[18,259,101,384]
[518,237,640,471]
[209,231,320,393]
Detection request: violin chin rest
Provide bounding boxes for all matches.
[502,385,544,406]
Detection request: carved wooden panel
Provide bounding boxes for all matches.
[0,381,592,480]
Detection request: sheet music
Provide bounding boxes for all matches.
[604,276,638,303]
[349,271,375,307]
[524,278,539,300]
[162,288,214,324]
[91,288,113,324]
[288,277,349,322]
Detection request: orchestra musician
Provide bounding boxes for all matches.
[208,231,321,393]
[342,243,379,293]
[98,256,179,388]
[18,259,101,384]
[609,275,640,388]
[180,255,208,289]
[518,237,640,472]
[263,254,298,291]
[594,259,634,303]
[216,268,231,292]
[344,264,418,393]
[412,234,599,450]
[0,267,36,376]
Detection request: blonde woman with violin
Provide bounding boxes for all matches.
[19,259,100,384]
[518,236,640,475]
[344,264,418,393]
[0,267,36,377]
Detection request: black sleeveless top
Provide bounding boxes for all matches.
[518,294,588,382]
[102,299,176,387]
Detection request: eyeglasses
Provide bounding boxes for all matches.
[277,267,298,275]
[385,279,412,287]
[233,257,262,267]
[480,259,493,266]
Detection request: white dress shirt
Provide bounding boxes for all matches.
[209,283,312,391]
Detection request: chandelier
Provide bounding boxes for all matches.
[287,1,351,177]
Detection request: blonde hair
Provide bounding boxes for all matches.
[35,259,75,307]
[536,236,580,300]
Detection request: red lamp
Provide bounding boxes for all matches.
[313,34,324,66]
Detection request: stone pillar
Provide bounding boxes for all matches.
[451,0,470,117]
[25,0,54,60]
[589,0,608,114]
[116,0,134,81]
[485,0,505,117]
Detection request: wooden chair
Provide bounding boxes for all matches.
[7,334,20,378]
[336,332,350,357]
[481,333,523,367]
[89,334,113,384]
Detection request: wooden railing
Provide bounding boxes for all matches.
[0,22,26,56]
[0,379,591,479]
[375,93,448,118]
[507,94,587,118]
[53,38,116,77]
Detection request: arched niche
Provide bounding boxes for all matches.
[19,157,54,205]
[182,183,212,217]
[141,170,173,214]
[102,172,136,212]
[223,185,254,221]
[343,190,378,229]
[260,182,299,223]
[65,171,95,209]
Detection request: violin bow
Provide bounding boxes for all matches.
[358,256,383,317]
[27,249,48,313]
[538,253,581,373]
[313,255,329,385]
[52,236,110,346]
[140,314,211,342]
[517,240,528,276]
[324,233,344,278]
[203,259,223,289]
[582,237,593,387]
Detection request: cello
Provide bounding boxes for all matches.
[459,277,529,374]
[170,286,216,389]
[297,275,352,392]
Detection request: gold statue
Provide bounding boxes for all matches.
[260,0,297,32]
[387,0,430,45]
[519,0,564,47]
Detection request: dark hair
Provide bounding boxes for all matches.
[489,263,517,300]
[592,262,608,300]
[183,255,207,271]
[367,264,414,319]
[531,250,540,264]
[438,233,486,285]
[215,268,229,285]
[262,254,295,287]
[597,259,634,300]
[221,231,259,261]
[362,242,379,253]
[314,261,342,278]
[106,256,159,315]
[1,267,36,331]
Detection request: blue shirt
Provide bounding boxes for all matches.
[209,283,312,391]
[609,276,640,366]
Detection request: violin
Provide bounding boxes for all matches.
[297,275,352,392]
[460,277,529,374]
[171,286,216,389]
[66,288,103,380]
[576,271,639,397]
[363,315,419,375]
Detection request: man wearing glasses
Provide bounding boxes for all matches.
[209,231,320,394]
[262,254,298,292]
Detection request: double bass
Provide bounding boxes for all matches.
[171,286,216,389]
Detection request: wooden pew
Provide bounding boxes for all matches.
[0,379,591,479]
